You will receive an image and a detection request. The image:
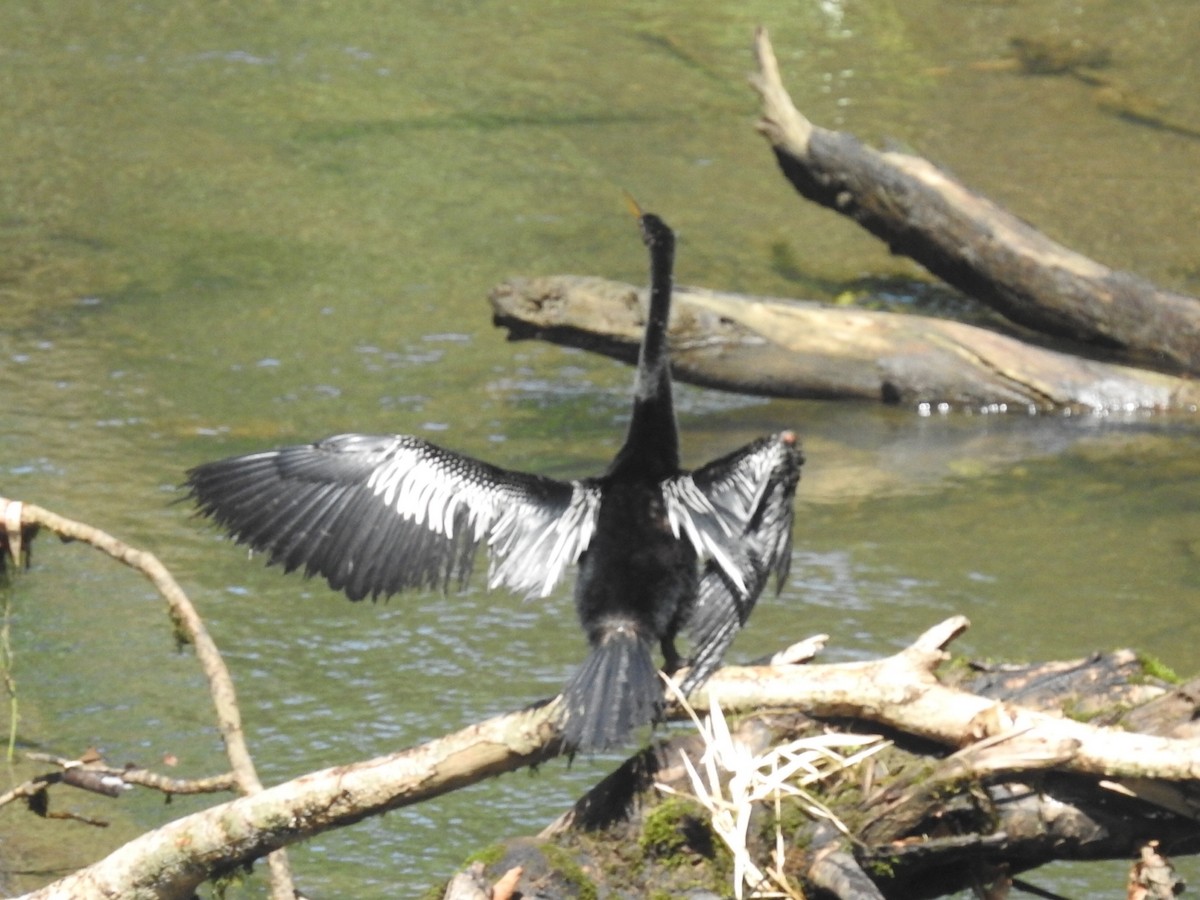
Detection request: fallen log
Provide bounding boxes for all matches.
[17,615,1200,899]
[750,27,1200,377]
[490,275,1200,412]
[442,618,1200,900]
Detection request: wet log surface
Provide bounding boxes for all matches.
[490,275,1200,412]
[440,622,1200,900]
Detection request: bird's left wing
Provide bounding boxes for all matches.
[663,432,803,695]
[186,433,599,602]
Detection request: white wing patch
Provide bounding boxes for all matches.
[367,445,494,542]
[662,477,747,596]
[488,483,601,598]
[364,437,598,599]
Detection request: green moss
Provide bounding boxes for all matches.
[639,796,702,862]
[540,792,742,897]
[208,861,254,899]
[540,843,599,900]
[461,843,508,869]
[1137,653,1182,685]
[934,653,981,687]
[865,855,897,879]
[168,606,194,652]
[414,883,447,900]
[1062,697,1132,725]
[634,795,735,895]
[769,794,819,843]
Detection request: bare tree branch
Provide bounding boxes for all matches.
[749,26,1200,377]
[15,702,561,900]
[9,752,240,800]
[14,616,1200,899]
[694,617,1200,782]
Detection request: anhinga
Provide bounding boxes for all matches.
[186,210,802,752]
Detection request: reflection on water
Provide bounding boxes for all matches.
[2,0,1198,896]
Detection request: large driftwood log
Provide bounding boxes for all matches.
[445,620,1200,900]
[751,27,1200,377]
[17,617,1200,900]
[490,275,1200,411]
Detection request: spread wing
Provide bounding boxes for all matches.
[672,432,803,695]
[185,433,600,601]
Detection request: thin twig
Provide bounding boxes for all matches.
[22,752,240,796]
[0,497,298,900]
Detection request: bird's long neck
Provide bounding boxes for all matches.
[609,219,679,480]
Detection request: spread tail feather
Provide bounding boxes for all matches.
[559,624,662,752]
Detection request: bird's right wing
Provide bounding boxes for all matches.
[186,433,600,602]
[676,432,803,695]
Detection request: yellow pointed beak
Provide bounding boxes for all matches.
[622,191,643,220]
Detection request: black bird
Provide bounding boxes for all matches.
[186,211,802,751]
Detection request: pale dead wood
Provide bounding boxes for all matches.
[15,615,1200,899]
[694,617,1200,782]
[1128,840,1185,899]
[490,275,1200,411]
[489,634,1198,899]
[491,865,524,900]
[441,862,491,900]
[16,703,561,900]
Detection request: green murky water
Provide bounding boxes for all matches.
[2,1,1198,896]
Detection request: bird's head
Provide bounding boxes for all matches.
[623,193,675,253]
[638,212,673,252]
